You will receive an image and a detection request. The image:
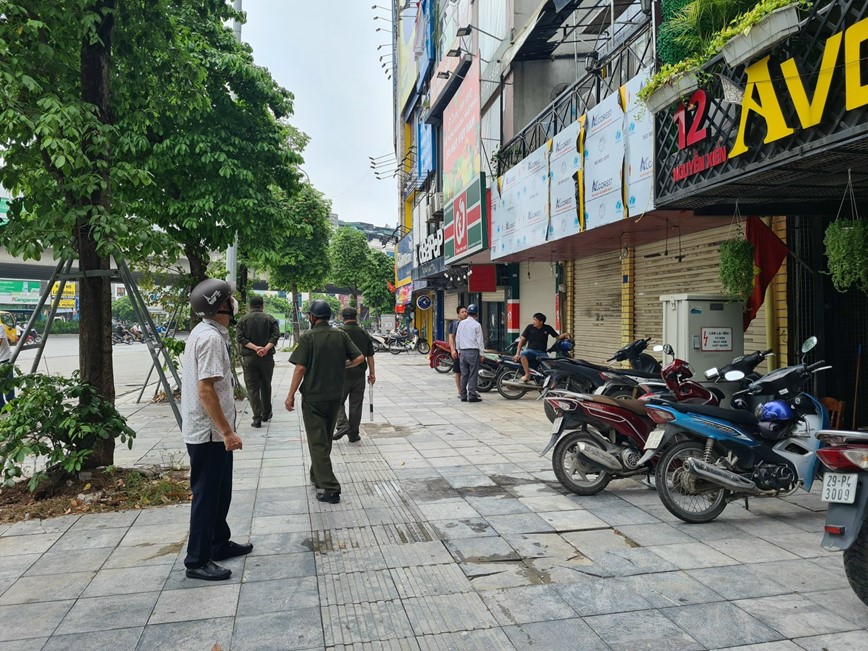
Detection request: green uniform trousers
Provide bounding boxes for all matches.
[301,397,342,493]
[241,355,274,420]
[335,372,366,438]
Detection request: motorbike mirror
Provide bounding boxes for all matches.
[724,370,745,381]
[801,336,818,354]
[663,344,674,356]
[704,367,718,379]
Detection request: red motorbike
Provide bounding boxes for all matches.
[429,340,454,374]
[540,344,721,495]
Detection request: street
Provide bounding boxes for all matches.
[0,351,865,649]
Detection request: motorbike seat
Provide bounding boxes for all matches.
[586,395,649,416]
[668,401,758,425]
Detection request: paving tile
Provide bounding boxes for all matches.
[0,638,49,650]
[416,628,512,650]
[0,571,95,605]
[55,592,158,635]
[751,559,850,593]
[555,574,652,616]
[712,643,801,651]
[733,594,860,638]
[2,515,79,537]
[585,547,677,577]
[0,533,62,556]
[102,541,183,569]
[149,583,240,624]
[405,592,498,637]
[443,536,520,563]
[429,518,497,540]
[248,531,314,556]
[379,541,453,568]
[688,565,791,600]
[252,498,310,516]
[82,564,173,597]
[136,617,234,651]
[234,608,323,650]
[802,588,868,629]
[585,609,703,651]
[535,509,609,532]
[415,500,481,520]
[704,537,800,564]
[793,629,868,651]
[251,514,312,535]
[66,510,140,531]
[562,529,632,554]
[318,569,399,606]
[0,600,74,642]
[0,554,40,581]
[461,561,546,591]
[621,570,724,607]
[502,533,580,560]
[485,513,555,535]
[243,552,316,582]
[322,600,413,646]
[315,546,388,575]
[119,523,188,547]
[648,542,741,570]
[662,601,783,648]
[615,523,697,547]
[464,496,531,516]
[391,564,474,598]
[503,618,609,650]
[41,627,142,651]
[480,584,577,625]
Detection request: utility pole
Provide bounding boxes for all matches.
[226,0,242,287]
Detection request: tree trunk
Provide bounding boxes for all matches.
[238,263,248,305]
[185,243,209,328]
[78,0,116,468]
[290,281,301,345]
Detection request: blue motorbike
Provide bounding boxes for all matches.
[643,337,831,523]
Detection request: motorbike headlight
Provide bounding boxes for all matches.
[543,376,551,388]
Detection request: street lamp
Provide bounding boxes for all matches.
[456,24,503,40]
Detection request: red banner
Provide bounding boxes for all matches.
[744,217,788,330]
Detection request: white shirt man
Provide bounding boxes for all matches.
[455,305,484,402]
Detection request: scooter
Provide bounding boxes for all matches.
[817,429,868,607]
[370,332,389,353]
[429,340,453,373]
[644,337,830,524]
[389,329,430,355]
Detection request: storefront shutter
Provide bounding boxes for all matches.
[572,251,622,364]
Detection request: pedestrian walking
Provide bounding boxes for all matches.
[513,312,569,382]
[236,295,280,427]
[0,324,14,407]
[455,303,484,402]
[285,300,364,503]
[181,279,252,581]
[333,307,376,443]
[448,305,467,398]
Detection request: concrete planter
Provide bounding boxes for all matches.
[642,71,700,114]
[722,4,801,68]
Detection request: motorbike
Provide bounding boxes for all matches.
[644,336,830,523]
[370,332,389,353]
[817,428,868,607]
[540,347,723,495]
[496,342,588,400]
[429,340,454,373]
[389,329,430,355]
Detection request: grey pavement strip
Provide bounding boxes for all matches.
[584,609,704,651]
[318,568,400,606]
[503,618,610,651]
[43,627,143,651]
[0,571,96,605]
[661,601,784,648]
[322,600,414,646]
[403,592,497,635]
[136,618,235,651]
[479,584,578,626]
[390,563,474,598]
[55,592,159,636]
[0,599,75,642]
[233,607,323,650]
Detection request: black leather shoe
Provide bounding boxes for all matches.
[212,541,253,561]
[332,430,348,441]
[469,396,482,403]
[185,561,231,581]
[348,435,361,443]
[316,490,341,504]
[262,412,273,422]
[460,397,468,402]
[251,419,262,428]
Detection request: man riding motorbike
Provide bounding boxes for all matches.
[512,312,570,383]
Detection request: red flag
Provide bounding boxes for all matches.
[386,281,396,293]
[744,216,789,330]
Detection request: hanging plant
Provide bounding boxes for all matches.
[719,238,755,301]
[824,220,868,293]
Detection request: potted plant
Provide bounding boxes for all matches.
[720,2,802,68]
[719,238,755,301]
[824,220,868,293]
[638,60,702,113]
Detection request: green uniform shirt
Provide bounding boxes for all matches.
[236,310,280,357]
[290,322,362,400]
[341,322,374,377]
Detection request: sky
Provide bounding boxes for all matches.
[242,1,397,228]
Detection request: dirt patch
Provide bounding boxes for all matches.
[0,467,191,524]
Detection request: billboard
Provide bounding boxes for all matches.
[415,0,435,91]
[395,232,414,287]
[622,71,655,217]
[417,116,435,184]
[547,118,582,240]
[396,3,418,112]
[442,58,481,202]
[0,279,42,306]
[444,174,487,263]
[583,91,625,230]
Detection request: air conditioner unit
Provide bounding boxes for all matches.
[432,191,443,216]
[426,201,437,223]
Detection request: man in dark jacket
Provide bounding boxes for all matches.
[333,307,376,443]
[236,295,280,427]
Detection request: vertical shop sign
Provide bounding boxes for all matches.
[442,58,481,202]
[583,92,625,230]
[622,71,655,217]
[444,174,487,263]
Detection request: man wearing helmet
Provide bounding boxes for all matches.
[182,278,251,581]
[513,312,569,383]
[454,303,485,402]
[286,299,364,503]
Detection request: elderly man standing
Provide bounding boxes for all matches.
[455,303,485,403]
[236,295,279,428]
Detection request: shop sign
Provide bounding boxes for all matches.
[583,91,625,230]
[417,117,436,185]
[416,295,432,310]
[442,57,481,203]
[444,174,487,264]
[0,279,42,305]
[52,282,76,297]
[395,232,414,287]
[415,229,443,264]
[395,283,413,306]
[0,196,9,225]
[415,0,435,92]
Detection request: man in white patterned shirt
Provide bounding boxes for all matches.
[454,303,485,402]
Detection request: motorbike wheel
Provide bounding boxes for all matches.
[389,342,404,355]
[552,430,613,496]
[602,386,636,400]
[496,369,529,400]
[654,440,729,524]
[417,339,430,355]
[433,353,453,374]
[477,373,495,393]
[843,517,868,607]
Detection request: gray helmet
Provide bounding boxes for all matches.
[308,299,332,320]
[467,303,479,316]
[190,278,231,318]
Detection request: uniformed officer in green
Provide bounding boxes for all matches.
[333,307,376,443]
[236,295,280,428]
[285,300,363,503]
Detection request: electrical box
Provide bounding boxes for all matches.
[660,294,744,376]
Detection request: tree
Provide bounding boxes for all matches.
[360,249,396,325]
[329,227,370,308]
[260,184,333,342]
[301,294,341,319]
[111,296,135,323]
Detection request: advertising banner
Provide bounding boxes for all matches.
[444,174,487,264]
[519,142,550,250]
[0,197,9,225]
[547,119,582,240]
[583,92,625,230]
[442,58,481,202]
[395,283,413,306]
[490,163,522,259]
[396,3,418,112]
[0,279,42,305]
[622,71,655,217]
[415,0,435,92]
[395,232,414,287]
[417,117,435,185]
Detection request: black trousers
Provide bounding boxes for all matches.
[302,398,342,493]
[335,372,366,438]
[241,354,274,420]
[185,441,233,569]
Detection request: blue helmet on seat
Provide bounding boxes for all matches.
[758,400,795,422]
[555,339,574,354]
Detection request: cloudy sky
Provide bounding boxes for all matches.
[243,1,397,228]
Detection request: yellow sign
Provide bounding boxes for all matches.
[58,299,75,309]
[730,19,868,158]
[51,282,76,297]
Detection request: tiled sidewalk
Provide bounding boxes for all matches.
[1,353,867,650]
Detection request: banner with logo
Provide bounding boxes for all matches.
[397,3,418,112]
[622,71,655,217]
[0,279,42,305]
[519,142,550,250]
[0,197,9,226]
[417,117,435,185]
[444,174,487,264]
[443,58,481,202]
[548,119,582,240]
[583,92,625,230]
[395,232,414,287]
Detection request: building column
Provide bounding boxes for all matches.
[506,262,520,345]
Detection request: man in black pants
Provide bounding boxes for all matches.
[236,295,279,427]
[333,307,376,443]
[181,279,253,581]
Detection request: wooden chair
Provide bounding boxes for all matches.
[821,397,845,429]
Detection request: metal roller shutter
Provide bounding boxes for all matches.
[520,262,557,327]
[443,291,459,321]
[572,251,622,364]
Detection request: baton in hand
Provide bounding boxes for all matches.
[369,382,374,422]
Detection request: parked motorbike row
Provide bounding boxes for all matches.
[370,329,430,355]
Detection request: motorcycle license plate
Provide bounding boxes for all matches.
[821,473,858,504]
[551,416,563,435]
[644,428,665,450]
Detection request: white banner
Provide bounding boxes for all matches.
[623,71,655,217]
[548,120,582,241]
[583,92,625,230]
[520,142,550,250]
